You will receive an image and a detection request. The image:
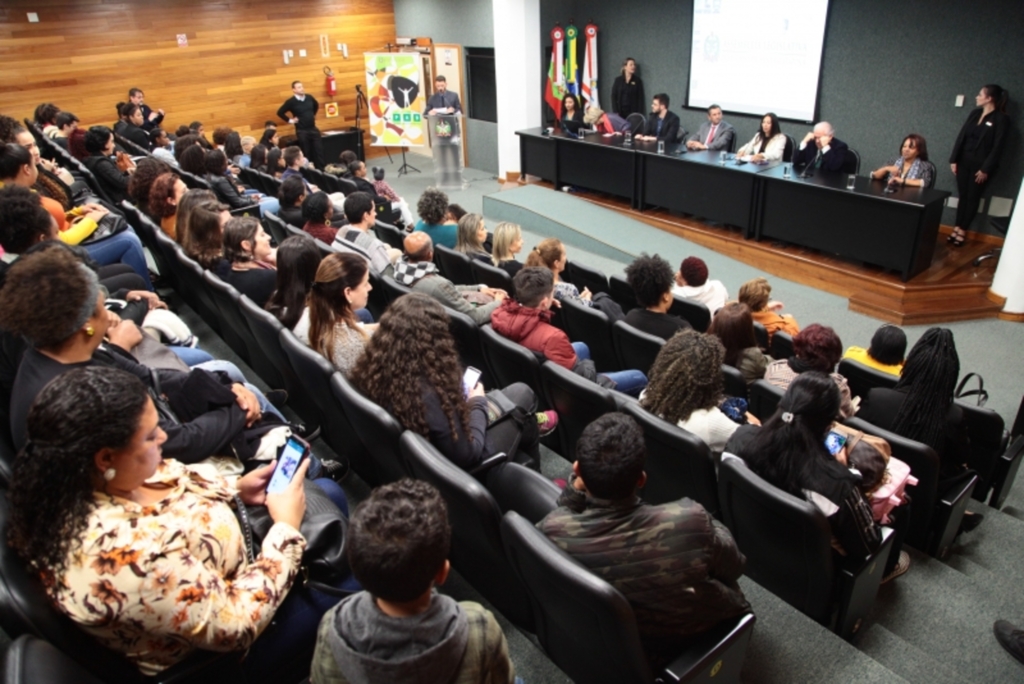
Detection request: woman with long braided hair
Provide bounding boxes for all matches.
[858,327,982,531]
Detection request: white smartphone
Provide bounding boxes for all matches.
[266,436,309,494]
[462,366,482,398]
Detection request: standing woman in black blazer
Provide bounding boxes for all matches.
[610,57,644,118]
[948,84,1009,247]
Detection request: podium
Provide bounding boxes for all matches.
[428,114,465,190]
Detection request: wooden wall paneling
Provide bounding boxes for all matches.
[0,0,397,157]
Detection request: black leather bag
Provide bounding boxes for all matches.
[955,372,989,407]
[80,211,129,244]
[233,482,351,591]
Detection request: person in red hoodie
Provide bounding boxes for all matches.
[490,267,648,397]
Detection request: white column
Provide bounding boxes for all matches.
[493,0,541,180]
[991,177,1024,314]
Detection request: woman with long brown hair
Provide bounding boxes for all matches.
[351,293,550,471]
[294,252,375,376]
[708,302,769,384]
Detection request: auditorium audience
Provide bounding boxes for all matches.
[525,237,592,307]
[414,186,458,249]
[82,125,135,204]
[277,175,308,227]
[538,412,749,668]
[294,253,375,377]
[737,276,799,340]
[491,267,647,397]
[147,171,188,238]
[764,323,857,418]
[179,196,230,268]
[266,147,285,177]
[870,134,934,189]
[216,216,278,307]
[730,372,883,560]
[641,330,751,452]
[259,126,280,149]
[6,121,79,198]
[266,234,322,330]
[224,131,245,164]
[352,293,546,470]
[311,479,517,684]
[301,191,340,244]
[114,102,151,150]
[610,57,645,118]
[455,212,491,262]
[126,157,172,211]
[203,148,265,213]
[709,302,769,384]
[491,221,525,277]
[332,191,402,276]
[149,128,177,165]
[0,143,153,288]
[128,87,164,131]
[842,323,907,376]
[0,248,269,459]
[350,160,413,226]
[624,254,692,340]
[736,112,786,162]
[394,232,504,326]
[6,366,352,681]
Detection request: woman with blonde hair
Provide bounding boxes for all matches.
[294,252,376,376]
[454,212,490,262]
[491,221,524,277]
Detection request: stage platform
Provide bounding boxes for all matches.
[485,181,1004,325]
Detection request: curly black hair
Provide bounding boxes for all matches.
[348,479,450,602]
[416,187,449,225]
[350,293,470,442]
[0,247,95,347]
[127,157,173,210]
[8,367,150,580]
[0,115,22,144]
[576,413,647,500]
[0,185,53,254]
[640,330,725,425]
[301,191,331,225]
[625,253,674,308]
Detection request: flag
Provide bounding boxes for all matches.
[545,26,566,118]
[565,24,578,93]
[581,23,599,107]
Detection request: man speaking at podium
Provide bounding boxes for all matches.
[425,75,462,115]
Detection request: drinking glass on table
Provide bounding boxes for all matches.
[846,174,856,190]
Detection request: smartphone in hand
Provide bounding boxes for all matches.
[266,436,310,493]
[462,366,482,398]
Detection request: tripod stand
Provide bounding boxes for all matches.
[355,85,392,163]
[397,146,420,175]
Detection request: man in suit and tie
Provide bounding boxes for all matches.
[793,121,849,172]
[636,93,680,142]
[686,104,735,152]
[425,75,462,115]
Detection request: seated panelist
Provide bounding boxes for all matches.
[870,134,934,188]
[686,104,735,151]
[636,94,680,142]
[560,94,585,135]
[736,112,786,162]
[793,121,849,172]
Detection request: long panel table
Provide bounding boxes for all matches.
[517,127,950,281]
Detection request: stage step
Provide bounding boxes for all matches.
[850,289,1004,325]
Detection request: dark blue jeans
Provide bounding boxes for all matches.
[571,342,648,397]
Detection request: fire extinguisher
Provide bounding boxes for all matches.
[324,66,337,97]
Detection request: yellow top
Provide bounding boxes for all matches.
[842,346,903,377]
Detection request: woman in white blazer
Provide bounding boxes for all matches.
[736,113,786,162]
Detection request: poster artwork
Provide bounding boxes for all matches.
[364,52,426,147]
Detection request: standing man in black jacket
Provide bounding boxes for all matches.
[277,81,324,170]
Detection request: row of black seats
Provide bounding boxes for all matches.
[110,201,757,683]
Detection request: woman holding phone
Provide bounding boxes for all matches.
[6,367,355,682]
[351,293,556,471]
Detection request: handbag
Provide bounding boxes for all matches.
[81,211,130,244]
[955,372,989,407]
[483,389,525,461]
[233,480,351,592]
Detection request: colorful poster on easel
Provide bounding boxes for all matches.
[364,52,426,147]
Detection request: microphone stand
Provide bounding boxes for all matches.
[355,84,392,163]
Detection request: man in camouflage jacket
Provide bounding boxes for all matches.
[537,412,750,667]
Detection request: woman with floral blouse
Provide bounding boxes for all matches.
[6,367,350,681]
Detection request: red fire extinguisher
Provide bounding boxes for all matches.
[324,66,337,97]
